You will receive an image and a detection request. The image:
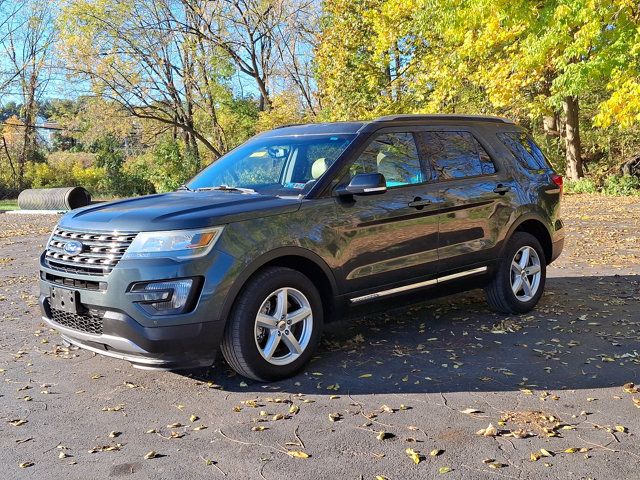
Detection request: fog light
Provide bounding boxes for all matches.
[130,278,195,315]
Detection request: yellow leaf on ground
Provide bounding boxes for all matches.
[405,448,422,464]
[287,451,310,459]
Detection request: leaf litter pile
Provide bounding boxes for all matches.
[1,195,640,478]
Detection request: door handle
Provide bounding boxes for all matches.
[408,197,432,209]
[493,184,511,195]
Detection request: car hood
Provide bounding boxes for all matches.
[58,191,302,232]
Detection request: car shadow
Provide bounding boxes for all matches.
[182,274,640,395]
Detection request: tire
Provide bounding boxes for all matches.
[485,232,546,314]
[220,267,323,381]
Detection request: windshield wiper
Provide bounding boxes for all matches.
[195,185,257,194]
[177,184,193,191]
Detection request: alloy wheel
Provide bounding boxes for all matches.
[254,287,313,366]
[510,246,542,302]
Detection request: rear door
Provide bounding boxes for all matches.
[417,127,517,274]
[332,130,442,295]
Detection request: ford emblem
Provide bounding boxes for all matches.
[63,240,84,256]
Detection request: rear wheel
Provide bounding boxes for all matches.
[485,232,546,314]
[220,267,323,381]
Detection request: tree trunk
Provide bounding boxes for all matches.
[542,113,560,137]
[563,96,583,180]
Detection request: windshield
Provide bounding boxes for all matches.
[187,134,356,196]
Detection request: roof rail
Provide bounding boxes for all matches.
[374,114,514,124]
[273,123,304,129]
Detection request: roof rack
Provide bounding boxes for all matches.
[374,114,514,124]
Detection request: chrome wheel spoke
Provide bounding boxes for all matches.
[518,247,530,270]
[512,276,523,295]
[287,306,311,325]
[522,277,533,297]
[274,288,288,319]
[263,332,281,360]
[525,264,541,275]
[256,313,278,329]
[511,261,522,274]
[282,331,302,355]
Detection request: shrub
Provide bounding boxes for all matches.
[126,139,199,193]
[564,177,597,194]
[602,175,640,196]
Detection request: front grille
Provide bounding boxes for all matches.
[43,272,105,291]
[51,308,104,335]
[44,228,137,276]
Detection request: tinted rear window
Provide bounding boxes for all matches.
[498,132,550,170]
[419,131,496,180]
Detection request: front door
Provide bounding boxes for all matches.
[332,131,441,295]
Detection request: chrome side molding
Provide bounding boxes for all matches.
[349,266,488,303]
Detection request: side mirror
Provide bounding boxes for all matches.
[336,173,387,196]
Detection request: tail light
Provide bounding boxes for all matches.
[551,174,563,195]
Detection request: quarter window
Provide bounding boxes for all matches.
[420,131,496,180]
[350,133,423,187]
[498,132,550,170]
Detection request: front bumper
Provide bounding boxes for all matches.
[38,248,237,370]
[40,294,219,369]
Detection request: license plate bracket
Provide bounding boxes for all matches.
[50,287,80,314]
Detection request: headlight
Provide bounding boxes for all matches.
[122,226,224,260]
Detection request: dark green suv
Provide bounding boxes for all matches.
[39,115,564,381]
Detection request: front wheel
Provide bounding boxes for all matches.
[220,267,323,381]
[485,232,546,314]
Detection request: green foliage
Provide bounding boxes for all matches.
[602,175,640,196]
[565,177,597,194]
[125,139,200,193]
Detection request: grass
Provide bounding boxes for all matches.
[0,199,19,211]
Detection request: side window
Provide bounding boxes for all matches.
[350,132,423,188]
[497,132,549,170]
[420,131,496,180]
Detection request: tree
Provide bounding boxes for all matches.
[1,0,56,188]
[178,0,317,113]
[335,0,640,180]
[59,0,234,158]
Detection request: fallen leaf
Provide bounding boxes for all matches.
[189,415,199,422]
[460,408,483,415]
[287,451,310,459]
[476,423,497,437]
[19,462,34,468]
[329,413,342,422]
[540,449,554,457]
[144,451,159,459]
[430,449,444,456]
[359,374,373,378]
[108,431,121,438]
[405,448,422,464]
[615,425,627,433]
[252,426,268,431]
[563,448,578,453]
[438,466,452,474]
